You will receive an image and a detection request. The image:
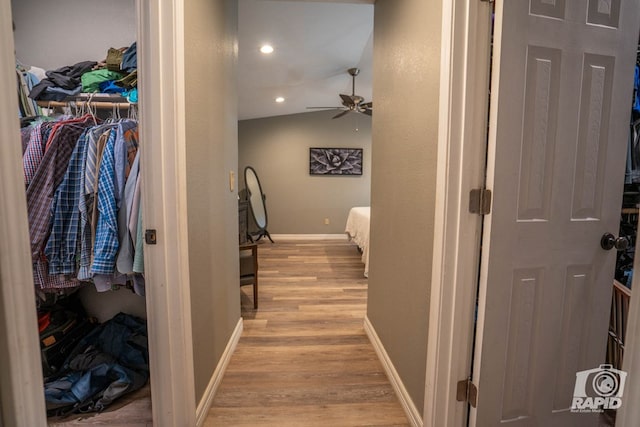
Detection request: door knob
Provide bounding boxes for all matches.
[601,233,629,251]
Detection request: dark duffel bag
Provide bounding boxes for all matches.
[40,310,98,380]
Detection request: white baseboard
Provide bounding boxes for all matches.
[270,234,348,240]
[195,318,243,426]
[364,315,423,427]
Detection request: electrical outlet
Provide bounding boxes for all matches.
[324,218,330,225]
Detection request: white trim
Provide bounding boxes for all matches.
[195,318,243,426]
[270,234,349,240]
[138,0,196,425]
[0,1,47,424]
[364,316,422,427]
[424,1,492,427]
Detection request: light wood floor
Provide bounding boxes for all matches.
[205,239,409,427]
[48,239,408,426]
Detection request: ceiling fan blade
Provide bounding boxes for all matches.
[339,94,355,107]
[332,110,351,119]
[360,101,372,108]
[360,109,372,116]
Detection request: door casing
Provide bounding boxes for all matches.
[424,0,492,425]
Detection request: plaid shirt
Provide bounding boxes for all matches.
[78,125,117,280]
[23,122,49,187]
[44,130,89,275]
[26,116,93,263]
[91,129,119,274]
[91,122,139,276]
[33,254,79,291]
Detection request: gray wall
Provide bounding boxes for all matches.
[238,110,371,234]
[367,0,442,414]
[11,0,136,70]
[185,0,241,403]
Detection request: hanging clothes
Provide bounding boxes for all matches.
[16,63,42,118]
[21,109,144,294]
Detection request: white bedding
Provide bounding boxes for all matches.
[344,206,370,277]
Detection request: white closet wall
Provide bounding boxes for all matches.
[11,0,136,70]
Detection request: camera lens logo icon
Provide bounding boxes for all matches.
[592,371,618,397]
[572,365,627,412]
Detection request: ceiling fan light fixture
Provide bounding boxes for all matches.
[260,44,274,54]
[307,67,372,119]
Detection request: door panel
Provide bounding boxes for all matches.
[471,0,640,426]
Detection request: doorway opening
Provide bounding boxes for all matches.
[11,0,152,423]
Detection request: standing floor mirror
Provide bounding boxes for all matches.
[244,166,274,243]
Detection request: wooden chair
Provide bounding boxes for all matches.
[239,243,258,309]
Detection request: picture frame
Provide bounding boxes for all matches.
[309,147,363,176]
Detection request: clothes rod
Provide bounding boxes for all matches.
[37,100,135,110]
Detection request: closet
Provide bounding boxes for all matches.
[11,0,152,424]
[608,36,640,373]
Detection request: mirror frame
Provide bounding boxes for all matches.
[244,166,274,242]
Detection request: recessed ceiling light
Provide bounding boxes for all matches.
[260,44,274,54]
[275,97,285,103]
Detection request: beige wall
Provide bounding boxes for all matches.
[367,0,442,414]
[238,110,371,234]
[185,0,241,402]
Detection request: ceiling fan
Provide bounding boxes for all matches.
[307,67,372,119]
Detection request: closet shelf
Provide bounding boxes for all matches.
[621,207,639,214]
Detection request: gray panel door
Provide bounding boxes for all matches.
[470,1,640,426]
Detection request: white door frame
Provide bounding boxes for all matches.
[426,1,640,426]
[0,1,47,425]
[137,0,197,425]
[423,0,492,426]
[0,0,197,425]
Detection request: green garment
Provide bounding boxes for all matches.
[116,70,137,89]
[133,204,144,274]
[106,47,124,72]
[81,69,124,93]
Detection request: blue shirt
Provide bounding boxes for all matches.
[91,129,119,274]
[78,124,117,280]
[91,121,138,276]
[45,130,89,275]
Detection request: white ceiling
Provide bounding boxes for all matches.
[238,0,374,120]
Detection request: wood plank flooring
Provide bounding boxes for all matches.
[205,239,409,427]
[48,239,409,426]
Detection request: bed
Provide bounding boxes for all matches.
[344,206,370,277]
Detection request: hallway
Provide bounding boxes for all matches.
[205,239,409,426]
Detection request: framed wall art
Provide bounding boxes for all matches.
[309,147,363,176]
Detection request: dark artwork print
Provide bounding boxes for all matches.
[309,148,363,175]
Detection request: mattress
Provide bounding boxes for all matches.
[344,206,370,277]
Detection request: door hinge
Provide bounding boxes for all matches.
[469,188,492,215]
[456,378,478,408]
